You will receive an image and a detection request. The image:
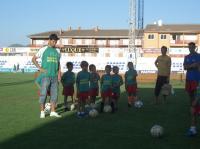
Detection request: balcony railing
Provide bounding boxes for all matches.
[170,40,197,45]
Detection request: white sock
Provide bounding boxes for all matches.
[190,126,196,130]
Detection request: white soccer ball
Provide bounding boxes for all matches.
[103,105,112,113]
[85,104,91,109]
[44,103,51,113]
[70,104,75,111]
[89,109,98,118]
[90,103,98,109]
[85,104,92,113]
[134,100,143,108]
[150,125,164,138]
[161,84,172,96]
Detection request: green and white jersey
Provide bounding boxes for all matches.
[36,46,60,77]
[125,69,137,85]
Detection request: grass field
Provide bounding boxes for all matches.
[0,73,200,149]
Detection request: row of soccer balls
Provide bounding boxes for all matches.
[87,101,143,117]
[44,100,144,113]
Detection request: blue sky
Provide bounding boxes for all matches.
[0,0,200,47]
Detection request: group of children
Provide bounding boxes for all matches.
[60,61,138,118]
[34,61,138,117]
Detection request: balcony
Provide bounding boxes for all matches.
[170,40,197,46]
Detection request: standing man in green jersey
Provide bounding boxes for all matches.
[32,34,62,118]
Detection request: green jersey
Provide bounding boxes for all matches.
[90,72,100,89]
[61,71,75,86]
[36,46,60,77]
[112,74,123,94]
[125,69,137,85]
[100,74,112,92]
[76,71,90,92]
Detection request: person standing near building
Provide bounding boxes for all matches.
[32,33,61,118]
[184,42,200,105]
[154,46,171,104]
[112,66,123,112]
[184,42,200,136]
[61,62,75,111]
[89,64,100,104]
[100,65,112,112]
[125,62,138,107]
[76,61,90,118]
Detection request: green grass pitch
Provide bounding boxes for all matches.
[0,73,200,149]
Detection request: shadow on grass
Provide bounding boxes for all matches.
[0,88,200,149]
[0,80,33,87]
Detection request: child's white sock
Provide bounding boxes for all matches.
[190,126,197,132]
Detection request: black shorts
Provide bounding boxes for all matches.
[154,76,168,97]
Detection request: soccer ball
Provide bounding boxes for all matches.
[44,103,51,113]
[90,103,98,109]
[150,125,164,138]
[85,104,91,109]
[70,104,75,111]
[161,84,172,96]
[103,105,112,113]
[134,100,143,108]
[89,109,98,118]
[85,104,92,114]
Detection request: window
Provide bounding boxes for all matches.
[96,40,106,45]
[91,53,97,57]
[75,39,82,45]
[172,34,176,40]
[105,53,110,57]
[122,39,129,45]
[118,52,123,57]
[62,39,69,45]
[35,40,48,45]
[160,34,167,39]
[109,40,119,46]
[84,39,93,45]
[148,34,154,39]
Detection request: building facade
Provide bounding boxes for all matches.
[143,24,200,49]
[29,24,200,49]
[0,24,200,73]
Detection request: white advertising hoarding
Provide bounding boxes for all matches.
[136,57,184,73]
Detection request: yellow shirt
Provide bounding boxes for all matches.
[155,55,171,76]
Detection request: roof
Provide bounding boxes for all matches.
[28,29,144,39]
[28,24,200,39]
[145,24,200,33]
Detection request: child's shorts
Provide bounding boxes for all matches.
[89,88,99,97]
[126,85,137,95]
[101,89,112,99]
[78,91,89,102]
[62,86,74,96]
[112,92,120,100]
